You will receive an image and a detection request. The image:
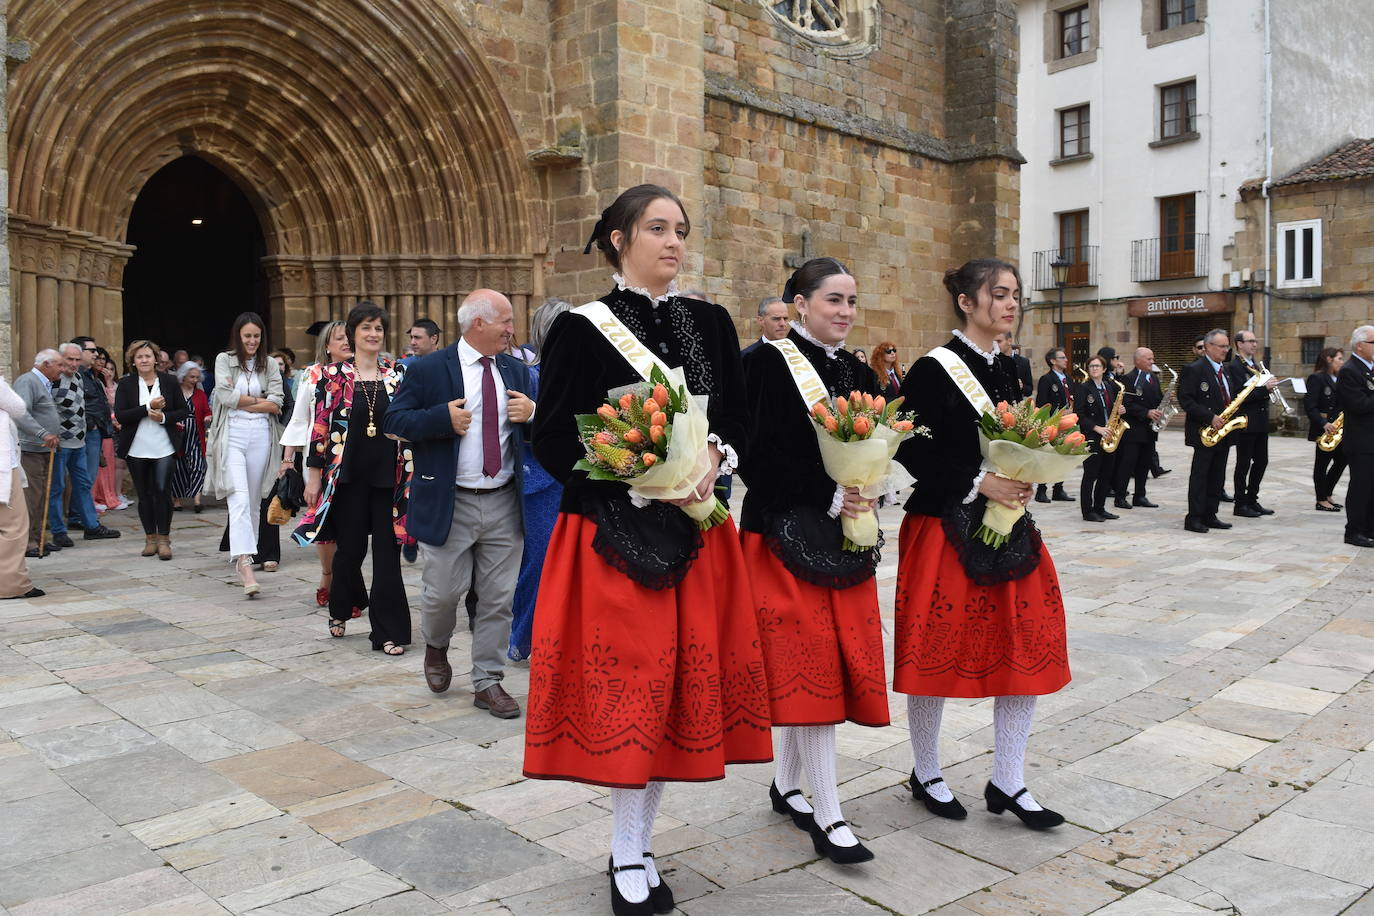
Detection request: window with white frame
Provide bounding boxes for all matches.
[1277,219,1321,288]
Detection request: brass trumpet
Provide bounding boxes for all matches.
[1071,364,1088,384]
[1317,412,1344,452]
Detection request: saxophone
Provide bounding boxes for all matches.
[1100,377,1129,453]
[1200,372,1264,447]
[1151,364,1181,432]
[1317,412,1344,452]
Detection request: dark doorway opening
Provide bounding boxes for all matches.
[123,156,268,365]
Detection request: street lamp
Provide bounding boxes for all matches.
[1050,255,1071,351]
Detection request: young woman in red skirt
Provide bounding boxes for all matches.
[523,185,772,915]
[738,257,887,864]
[892,259,1070,830]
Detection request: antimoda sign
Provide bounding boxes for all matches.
[1126,292,1234,317]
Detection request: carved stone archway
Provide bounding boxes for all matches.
[7,0,543,363]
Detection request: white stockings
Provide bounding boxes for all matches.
[610,782,665,903]
[776,725,858,846]
[907,694,1041,808]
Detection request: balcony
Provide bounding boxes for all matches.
[1131,234,1209,282]
[1032,246,1099,291]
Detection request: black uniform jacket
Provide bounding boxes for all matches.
[1012,354,1034,399]
[1177,357,1235,448]
[1227,358,1269,434]
[738,330,880,532]
[895,336,1021,517]
[1118,367,1163,443]
[1304,372,1341,442]
[1035,370,1072,410]
[112,372,190,459]
[1336,357,1374,455]
[531,285,749,514]
[1075,379,1114,443]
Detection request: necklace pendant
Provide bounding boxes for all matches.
[366,423,377,438]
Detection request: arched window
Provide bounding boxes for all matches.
[766,0,878,58]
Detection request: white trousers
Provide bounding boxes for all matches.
[226,420,271,559]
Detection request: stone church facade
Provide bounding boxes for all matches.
[0,0,1020,377]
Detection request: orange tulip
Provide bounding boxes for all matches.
[643,398,660,415]
[862,392,874,410]
[996,400,1010,413]
[597,403,618,421]
[651,411,667,428]
[823,416,838,433]
[594,430,616,445]
[1039,426,1057,443]
[1065,431,1086,448]
[873,396,886,413]
[1000,411,1017,428]
[642,453,658,467]
[619,392,635,410]
[836,396,848,415]
[652,383,670,407]
[1058,412,1078,431]
[623,428,644,444]
[650,425,665,443]
[812,402,830,421]
[852,416,872,436]
[893,420,914,432]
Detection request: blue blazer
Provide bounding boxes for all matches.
[384,343,533,545]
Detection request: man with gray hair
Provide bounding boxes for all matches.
[386,289,536,716]
[12,350,64,556]
[1337,325,1374,547]
[742,296,789,358]
[1177,328,1236,533]
[51,343,120,543]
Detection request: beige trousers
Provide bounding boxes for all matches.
[1,468,35,597]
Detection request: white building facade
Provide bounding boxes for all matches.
[1015,0,1374,375]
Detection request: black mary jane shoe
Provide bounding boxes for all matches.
[809,819,874,864]
[769,782,815,832]
[642,853,674,915]
[984,782,1065,830]
[607,859,653,916]
[909,772,966,820]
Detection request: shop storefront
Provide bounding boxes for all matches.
[1130,292,1235,371]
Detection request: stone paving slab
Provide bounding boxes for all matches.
[2,433,1373,913]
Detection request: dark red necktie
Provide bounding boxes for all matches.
[479,356,501,477]
[1217,367,1231,406]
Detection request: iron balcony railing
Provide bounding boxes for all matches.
[1131,233,1209,282]
[1032,246,1099,290]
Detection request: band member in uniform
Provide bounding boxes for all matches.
[1228,330,1280,517]
[1178,329,1235,533]
[893,258,1068,831]
[1033,348,1074,503]
[995,333,1033,399]
[1338,327,1374,547]
[739,257,886,865]
[1305,347,1345,512]
[522,185,772,914]
[1075,354,1119,522]
[1113,348,1164,510]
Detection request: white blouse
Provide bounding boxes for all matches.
[128,376,174,460]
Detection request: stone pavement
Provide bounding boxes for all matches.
[2,432,1372,915]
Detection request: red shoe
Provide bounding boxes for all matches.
[315,588,329,607]
[351,606,363,619]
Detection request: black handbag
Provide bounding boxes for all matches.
[275,467,306,512]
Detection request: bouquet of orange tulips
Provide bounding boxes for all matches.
[810,391,925,550]
[575,365,730,529]
[974,398,1090,547]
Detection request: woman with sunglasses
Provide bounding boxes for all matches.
[869,342,903,400]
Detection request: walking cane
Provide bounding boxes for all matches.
[37,447,55,557]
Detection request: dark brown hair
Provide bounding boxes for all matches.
[227,312,270,370]
[1315,346,1344,373]
[345,301,388,350]
[783,257,850,304]
[942,258,1021,324]
[583,184,690,271]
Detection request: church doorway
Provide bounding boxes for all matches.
[122,156,268,365]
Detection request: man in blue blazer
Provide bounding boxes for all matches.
[385,289,535,717]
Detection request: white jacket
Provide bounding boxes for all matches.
[0,377,32,504]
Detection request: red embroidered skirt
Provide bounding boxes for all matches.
[893,514,1071,698]
[740,533,889,727]
[523,514,773,788]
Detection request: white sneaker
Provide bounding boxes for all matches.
[94,503,107,512]
[116,498,132,510]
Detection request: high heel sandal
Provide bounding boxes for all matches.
[236,557,260,598]
[642,852,674,914]
[606,858,653,916]
[983,782,1064,830]
[909,772,967,820]
[316,571,332,608]
[329,619,347,638]
[769,782,815,832]
[808,820,874,865]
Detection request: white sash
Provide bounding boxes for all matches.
[927,346,996,416]
[574,300,677,382]
[766,338,830,409]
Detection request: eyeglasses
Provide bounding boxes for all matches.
[884,348,896,354]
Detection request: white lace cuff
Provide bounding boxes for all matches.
[708,434,738,475]
[963,469,989,505]
[827,484,846,518]
[629,492,651,509]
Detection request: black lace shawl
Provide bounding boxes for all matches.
[940,499,1044,586]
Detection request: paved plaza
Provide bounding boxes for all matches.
[1,432,1372,915]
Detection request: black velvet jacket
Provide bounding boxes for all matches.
[738,329,880,533]
[531,285,749,514]
[1304,372,1341,442]
[895,336,1021,517]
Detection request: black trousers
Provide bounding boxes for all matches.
[1186,442,1230,522]
[330,481,410,649]
[1343,446,1374,538]
[1314,445,1347,502]
[126,455,175,536]
[1080,445,1116,514]
[1232,429,1269,504]
[1113,436,1153,501]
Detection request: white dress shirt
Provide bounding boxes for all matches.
[455,338,514,488]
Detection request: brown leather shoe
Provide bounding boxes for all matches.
[156,535,173,561]
[473,684,520,719]
[141,534,158,557]
[424,645,451,694]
